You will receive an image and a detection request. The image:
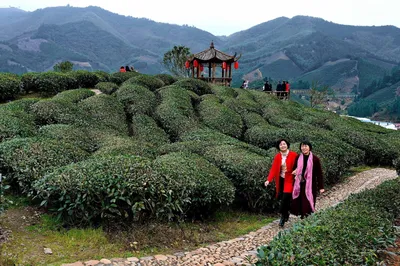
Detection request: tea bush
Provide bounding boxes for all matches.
[131,114,170,147]
[95,82,119,95]
[114,83,156,116]
[0,103,37,142]
[34,71,79,96]
[93,135,156,159]
[93,70,110,82]
[198,94,244,138]
[152,152,235,219]
[0,137,88,192]
[155,85,199,140]
[255,178,400,266]
[0,73,20,100]
[109,71,140,85]
[124,75,165,92]
[69,70,100,88]
[154,74,177,85]
[173,78,213,96]
[202,144,276,211]
[53,88,95,103]
[21,72,40,93]
[78,94,128,134]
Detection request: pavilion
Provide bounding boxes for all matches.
[186,41,241,86]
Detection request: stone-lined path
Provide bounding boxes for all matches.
[62,168,398,266]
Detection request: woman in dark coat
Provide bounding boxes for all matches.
[291,141,325,218]
[265,139,298,227]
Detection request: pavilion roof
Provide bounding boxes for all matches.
[190,42,240,62]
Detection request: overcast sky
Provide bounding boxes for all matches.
[1,0,399,35]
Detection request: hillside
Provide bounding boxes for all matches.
[0,6,400,100]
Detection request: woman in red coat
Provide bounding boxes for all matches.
[291,140,325,218]
[265,139,297,227]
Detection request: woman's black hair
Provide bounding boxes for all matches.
[275,138,290,150]
[299,140,313,151]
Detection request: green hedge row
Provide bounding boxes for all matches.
[33,153,235,225]
[114,83,157,117]
[256,178,400,265]
[0,73,20,100]
[131,114,170,147]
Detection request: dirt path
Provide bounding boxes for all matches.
[32,168,400,266]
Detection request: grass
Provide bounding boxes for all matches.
[0,199,276,266]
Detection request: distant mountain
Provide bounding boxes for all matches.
[1,6,400,98]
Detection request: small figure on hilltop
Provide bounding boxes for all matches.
[125,65,131,72]
[130,66,136,72]
[291,141,325,219]
[240,80,246,89]
[265,139,298,227]
[119,66,126,73]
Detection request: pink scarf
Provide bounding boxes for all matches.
[293,152,315,212]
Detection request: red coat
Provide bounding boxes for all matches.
[267,151,297,197]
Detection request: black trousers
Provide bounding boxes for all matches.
[278,177,291,217]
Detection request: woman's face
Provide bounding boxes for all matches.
[279,141,288,152]
[301,144,310,155]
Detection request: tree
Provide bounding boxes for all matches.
[53,61,73,72]
[162,45,191,77]
[309,81,334,108]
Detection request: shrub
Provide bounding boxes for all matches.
[30,99,86,126]
[173,78,213,95]
[93,70,111,82]
[211,85,238,99]
[21,72,40,93]
[114,83,156,116]
[154,74,177,85]
[68,70,100,88]
[0,137,88,192]
[131,114,170,147]
[34,71,79,96]
[244,124,288,150]
[93,135,156,159]
[0,103,37,142]
[202,144,276,211]
[38,124,101,153]
[33,155,156,225]
[394,157,400,176]
[95,82,119,95]
[155,85,199,140]
[241,112,269,129]
[0,73,21,100]
[152,152,235,219]
[78,94,128,134]
[124,75,165,91]
[255,178,400,266]
[110,71,140,85]
[53,89,95,103]
[33,153,234,225]
[198,94,244,138]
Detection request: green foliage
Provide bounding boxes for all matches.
[0,100,37,142]
[93,135,156,159]
[0,72,21,100]
[109,71,141,85]
[152,152,235,219]
[30,98,86,126]
[53,61,73,72]
[34,71,79,96]
[0,137,88,192]
[69,70,100,88]
[78,94,128,134]
[255,178,400,266]
[202,145,275,211]
[131,114,170,147]
[173,78,213,96]
[38,124,101,153]
[393,157,400,176]
[162,45,191,77]
[155,85,199,140]
[94,82,119,95]
[154,74,178,85]
[124,75,165,92]
[347,99,379,117]
[21,72,40,93]
[93,70,111,82]
[198,94,244,138]
[52,88,95,103]
[114,83,157,117]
